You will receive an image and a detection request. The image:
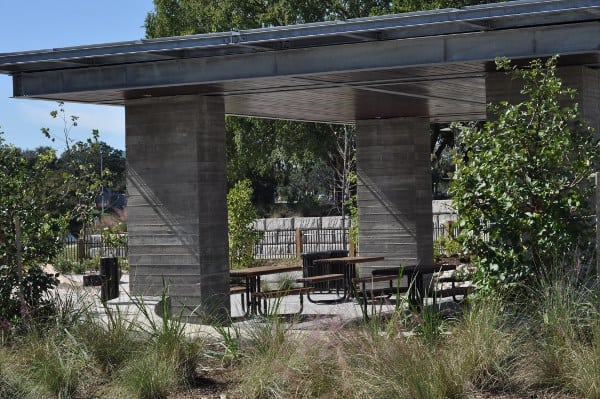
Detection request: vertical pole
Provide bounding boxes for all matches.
[295,229,303,258]
[341,126,348,251]
[14,216,26,319]
[77,238,85,262]
[349,234,356,257]
[596,172,600,279]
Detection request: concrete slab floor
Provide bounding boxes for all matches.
[55,271,409,338]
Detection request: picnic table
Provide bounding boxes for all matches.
[304,256,385,303]
[230,264,308,316]
[369,263,471,306]
[352,263,475,318]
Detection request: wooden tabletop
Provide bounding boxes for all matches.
[230,264,302,277]
[313,256,385,264]
[371,264,458,275]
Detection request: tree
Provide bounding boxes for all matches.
[431,123,457,199]
[227,179,262,269]
[145,0,504,36]
[330,125,356,247]
[0,130,64,329]
[225,117,335,212]
[450,56,599,295]
[42,103,126,235]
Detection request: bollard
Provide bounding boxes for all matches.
[100,257,120,302]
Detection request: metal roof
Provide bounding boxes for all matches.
[1,0,598,74]
[0,0,598,123]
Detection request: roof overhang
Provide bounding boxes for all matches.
[1,0,599,123]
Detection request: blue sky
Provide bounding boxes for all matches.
[0,1,154,151]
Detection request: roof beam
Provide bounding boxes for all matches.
[11,22,599,100]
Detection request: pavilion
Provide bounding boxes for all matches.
[1,0,598,321]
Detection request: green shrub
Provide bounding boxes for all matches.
[52,258,77,274]
[227,179,262,269]
[434,235,463,259]
[451,56,599,295]
[0,265,58,332]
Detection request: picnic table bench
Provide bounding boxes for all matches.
[230,264,305,316]
[295,274,346,303]
[252,286,315,316]
[355,264,475,317]
[353,274,410,318]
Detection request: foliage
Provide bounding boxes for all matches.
[451,56,599,295]
[0,105,124,332]
[225,117,335,211]
[0,133,67,267]
[331,125,356,247]
[145,0,503,37]
[0,265,59,335]
[348,187,359,247]
[122,288,204,398]
[100,225,127,258]
[7,263,600,398]
[58,138,112,236]
[431,123,456,199]
[227,179,262,269]
[0,130,65,330]
[433,235,463,259]
[51,257,99,275]
[42,102,126,235]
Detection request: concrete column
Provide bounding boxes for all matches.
[125,94,229,322]
[356,117,433,276]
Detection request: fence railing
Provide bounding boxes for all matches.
[59,235,128,262]
[433,223,460,255]
[57,224,457,262]
[253,228,354,259]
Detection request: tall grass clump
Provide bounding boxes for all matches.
[566,319,600,399]
[119,290,205,399]
[19,329,89,399]
[236,310,343,398]
[120,349,182,399]
[445,298,518,393]
[333,309,455,399]
[516,265,600,395]
[0,347,34,399]
[75,307,140,375]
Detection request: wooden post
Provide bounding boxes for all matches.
[295,229,303,258]
[77,238,86,262]
[349,234,356,257]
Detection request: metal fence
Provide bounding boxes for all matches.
[57,224,457,262]
[253,228,352,259]
[433,223,460,255]
[59,235,128,262]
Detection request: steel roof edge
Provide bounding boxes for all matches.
[0,0,598,73]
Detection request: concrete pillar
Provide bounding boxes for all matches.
[125,94,229,322]
[355,117,433,276]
